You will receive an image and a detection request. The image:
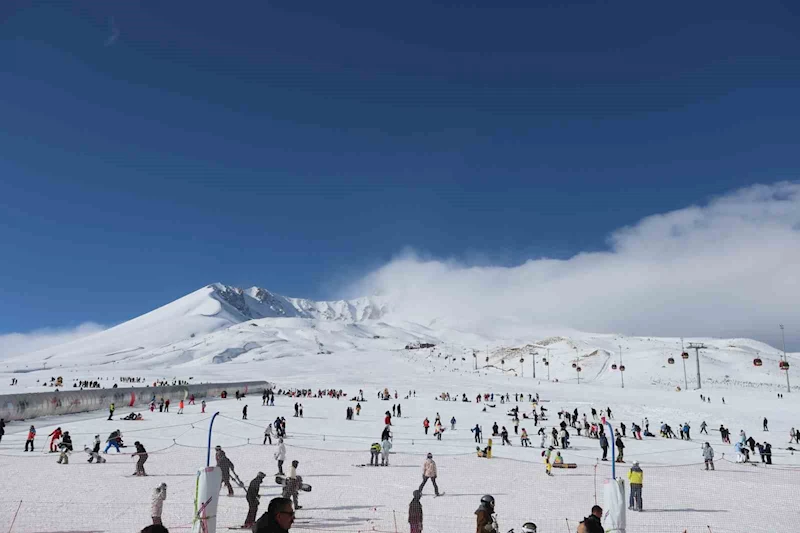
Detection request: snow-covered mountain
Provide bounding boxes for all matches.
[0,283,795,393]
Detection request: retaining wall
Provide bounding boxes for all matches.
[0,380,271,421]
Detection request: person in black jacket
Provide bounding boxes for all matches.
[0,418,5,443]
[57,432,74,464]
[245,472,267,527]
[253,496,295,533]
[615,432,625,463]
[577,505,604,533]
[408,490,423,533]
[133,441,148,476]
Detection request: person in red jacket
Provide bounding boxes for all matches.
[384,412,392,426]
[49,427,63,452]
[423,418,430,435]
[25,425,36,452]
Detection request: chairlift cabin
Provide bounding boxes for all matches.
[611,364,618,370]
[619,365,626,371]
[780,361,790,370]
[753,358,763,367]
[571,362,577,369]
[681,352,690,360]
[668,357,675,365]
[576,367,582,373]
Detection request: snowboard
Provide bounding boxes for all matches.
[275,474,312,492]
[552,463,577,469]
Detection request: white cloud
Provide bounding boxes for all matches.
[350,182,800,349]
[0,323,106,359]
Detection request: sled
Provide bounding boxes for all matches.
[552,463,577,469]
[275,474,312,492]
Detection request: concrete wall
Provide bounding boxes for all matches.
[0,381,271,421]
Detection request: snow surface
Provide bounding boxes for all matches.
[0,284,798,532]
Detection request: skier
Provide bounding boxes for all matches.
[700,421,708,435]
[274,438,286,475]
[151,483,167,525]
[381,436,392,466]
[703,442,715,470]
[108,403,115,421]
[599,432,609,461]
[627,461,643,511]
[282,460,303,509]
[476,495,498,533]
[201,400,206,414]
[591,408,597,420]
[538,427,546,448]
[682,423,691,440]
[245,472,267,527]
[408,490,423,533]
[24,425,36,451]
[764,442,772,464]
[559,427,569,449]
[620,422,626,438]
[418,453,440,496]
[177,399,184,414]
[423,418,430,435]
[472,424,482,443]
[57,432,73,464]
[520,428,530,447]
[243,405,248,420]
[164,399,170,412]
[356,403,362,416]
[451,416,456,430]
[763,418,769,432]
[49,427,63,452]
[0,418,4,444]
[615,432,625,463]
[264,424,273,445]
[216,445,235,495]
[370,442,381,466]
[105,430,122,453]
[132,441,148,476]
[299,404,303,418]
[397,404,402,417]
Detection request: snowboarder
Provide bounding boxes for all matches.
[245,472,267,527]
[264,424,273,445]
[216,445,235,495]
[544,446,553,476]
[418,453,440,496]
[627,461,643,511]
[86,435,105,463]
[764,442,773,465]
[501,427,511,446]
[356,403,362,416]
[763,418,769,431]
[132,441,148,476]
[24,425,36,452]
[520,428,530,447]
[408,490,423,533]
[243,405,248,420]
[282,460,303,509]
[57,432,73,464]
[274,438,286,475]
[151,483,167,525]
[476,495,497,533]
[703,442,715,470]
[108,403,115,421]
[104,430,122,453]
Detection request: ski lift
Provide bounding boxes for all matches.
[619,365,626,371]
[571,362,577,369]
[520,358,525,364]
[780,361,790,370]
[576,367,582,373]
[611,364,618,370]
[668,357,675,365]
[681,352,690,360]
[753,358,763,367]
[544,361,549,366]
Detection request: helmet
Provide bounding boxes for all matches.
[480,495,495,506]
[522,523,537,533]
[426,452,433,458]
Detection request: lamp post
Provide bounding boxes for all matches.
[532,350,537,379]
[780,325,791,393]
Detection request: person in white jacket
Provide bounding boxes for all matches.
[418,453,440,496]
[380,438,392,466]
[263,425,273,445]
[274,438,286,475]
[151,483,167,525]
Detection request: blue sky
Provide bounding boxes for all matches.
[1,1,799,334]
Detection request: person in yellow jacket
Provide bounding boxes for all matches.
[543,447,553,476]
[627,461,643,511]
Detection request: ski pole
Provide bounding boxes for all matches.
[564,518,571,533]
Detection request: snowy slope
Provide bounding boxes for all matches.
[0,283,794,393]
